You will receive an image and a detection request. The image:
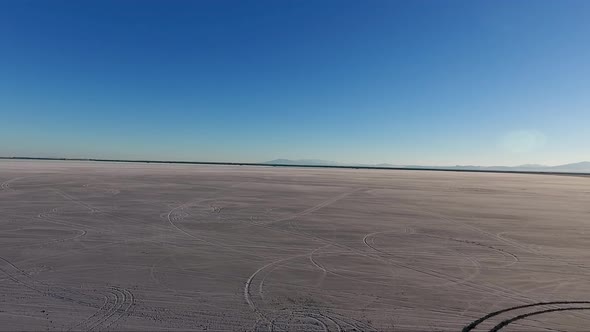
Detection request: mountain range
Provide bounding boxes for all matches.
[263,159,590,173]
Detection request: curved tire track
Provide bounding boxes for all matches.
[244,253,311,330]
[489,306,590,332]
[463,301,590,332]
[0,176,26,191]
[0,255,135,331]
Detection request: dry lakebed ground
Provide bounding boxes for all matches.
[1,160,590,331]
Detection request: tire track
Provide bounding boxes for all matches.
[102,287,136,330]
[85,290,123,331]
[256,192,478,296]
[243,190,367,331]
[257,192,548,318]
[405,205,590,323]
[0,255,92,306]
[363,231,481,287]
[4,227,87,249]
[326,311,378,332]
[462,301,590,332]
[53,189,100,213]
[251,243,381,331]
[317,313,344,332]
[489,306,590,332]
[269,309,347,332]
[69,295,110,331]
[0,254,135,331]
[419,207,587,276]
[309,246,328,287]
[427,235,519,268]
[260,189,363,228]
[244,253,311,331]
[309,247,398,288]
[379,227,520,268]
[270,311,329,332]
[166,199,265,260]
[0,256,133,332]
[38,209,100,234]
[260,198,491,296]
[361,229,575,321]
[227,188,362,233]
[360,231,554,313]
[365,229,518,277]
[0,176,26,191]
[84,286,135,331]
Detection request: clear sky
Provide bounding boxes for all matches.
[1,0,589,166]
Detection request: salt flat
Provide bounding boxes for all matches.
[1,160,589,331]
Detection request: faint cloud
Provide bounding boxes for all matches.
[500,130,546,153]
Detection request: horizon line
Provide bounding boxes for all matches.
[1,156,588,177]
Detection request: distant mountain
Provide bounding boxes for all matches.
[263,159,590,173]
[263,159,342,166]
[548,161,590,172]
[517,164,547,168]
[448,162,590,172]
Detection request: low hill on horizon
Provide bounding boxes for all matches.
[263,159,590,173]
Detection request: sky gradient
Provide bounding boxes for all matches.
[1,0,589,166]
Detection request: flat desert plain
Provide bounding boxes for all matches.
[1,160,590,331]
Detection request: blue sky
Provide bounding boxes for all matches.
[1,0,589,166]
